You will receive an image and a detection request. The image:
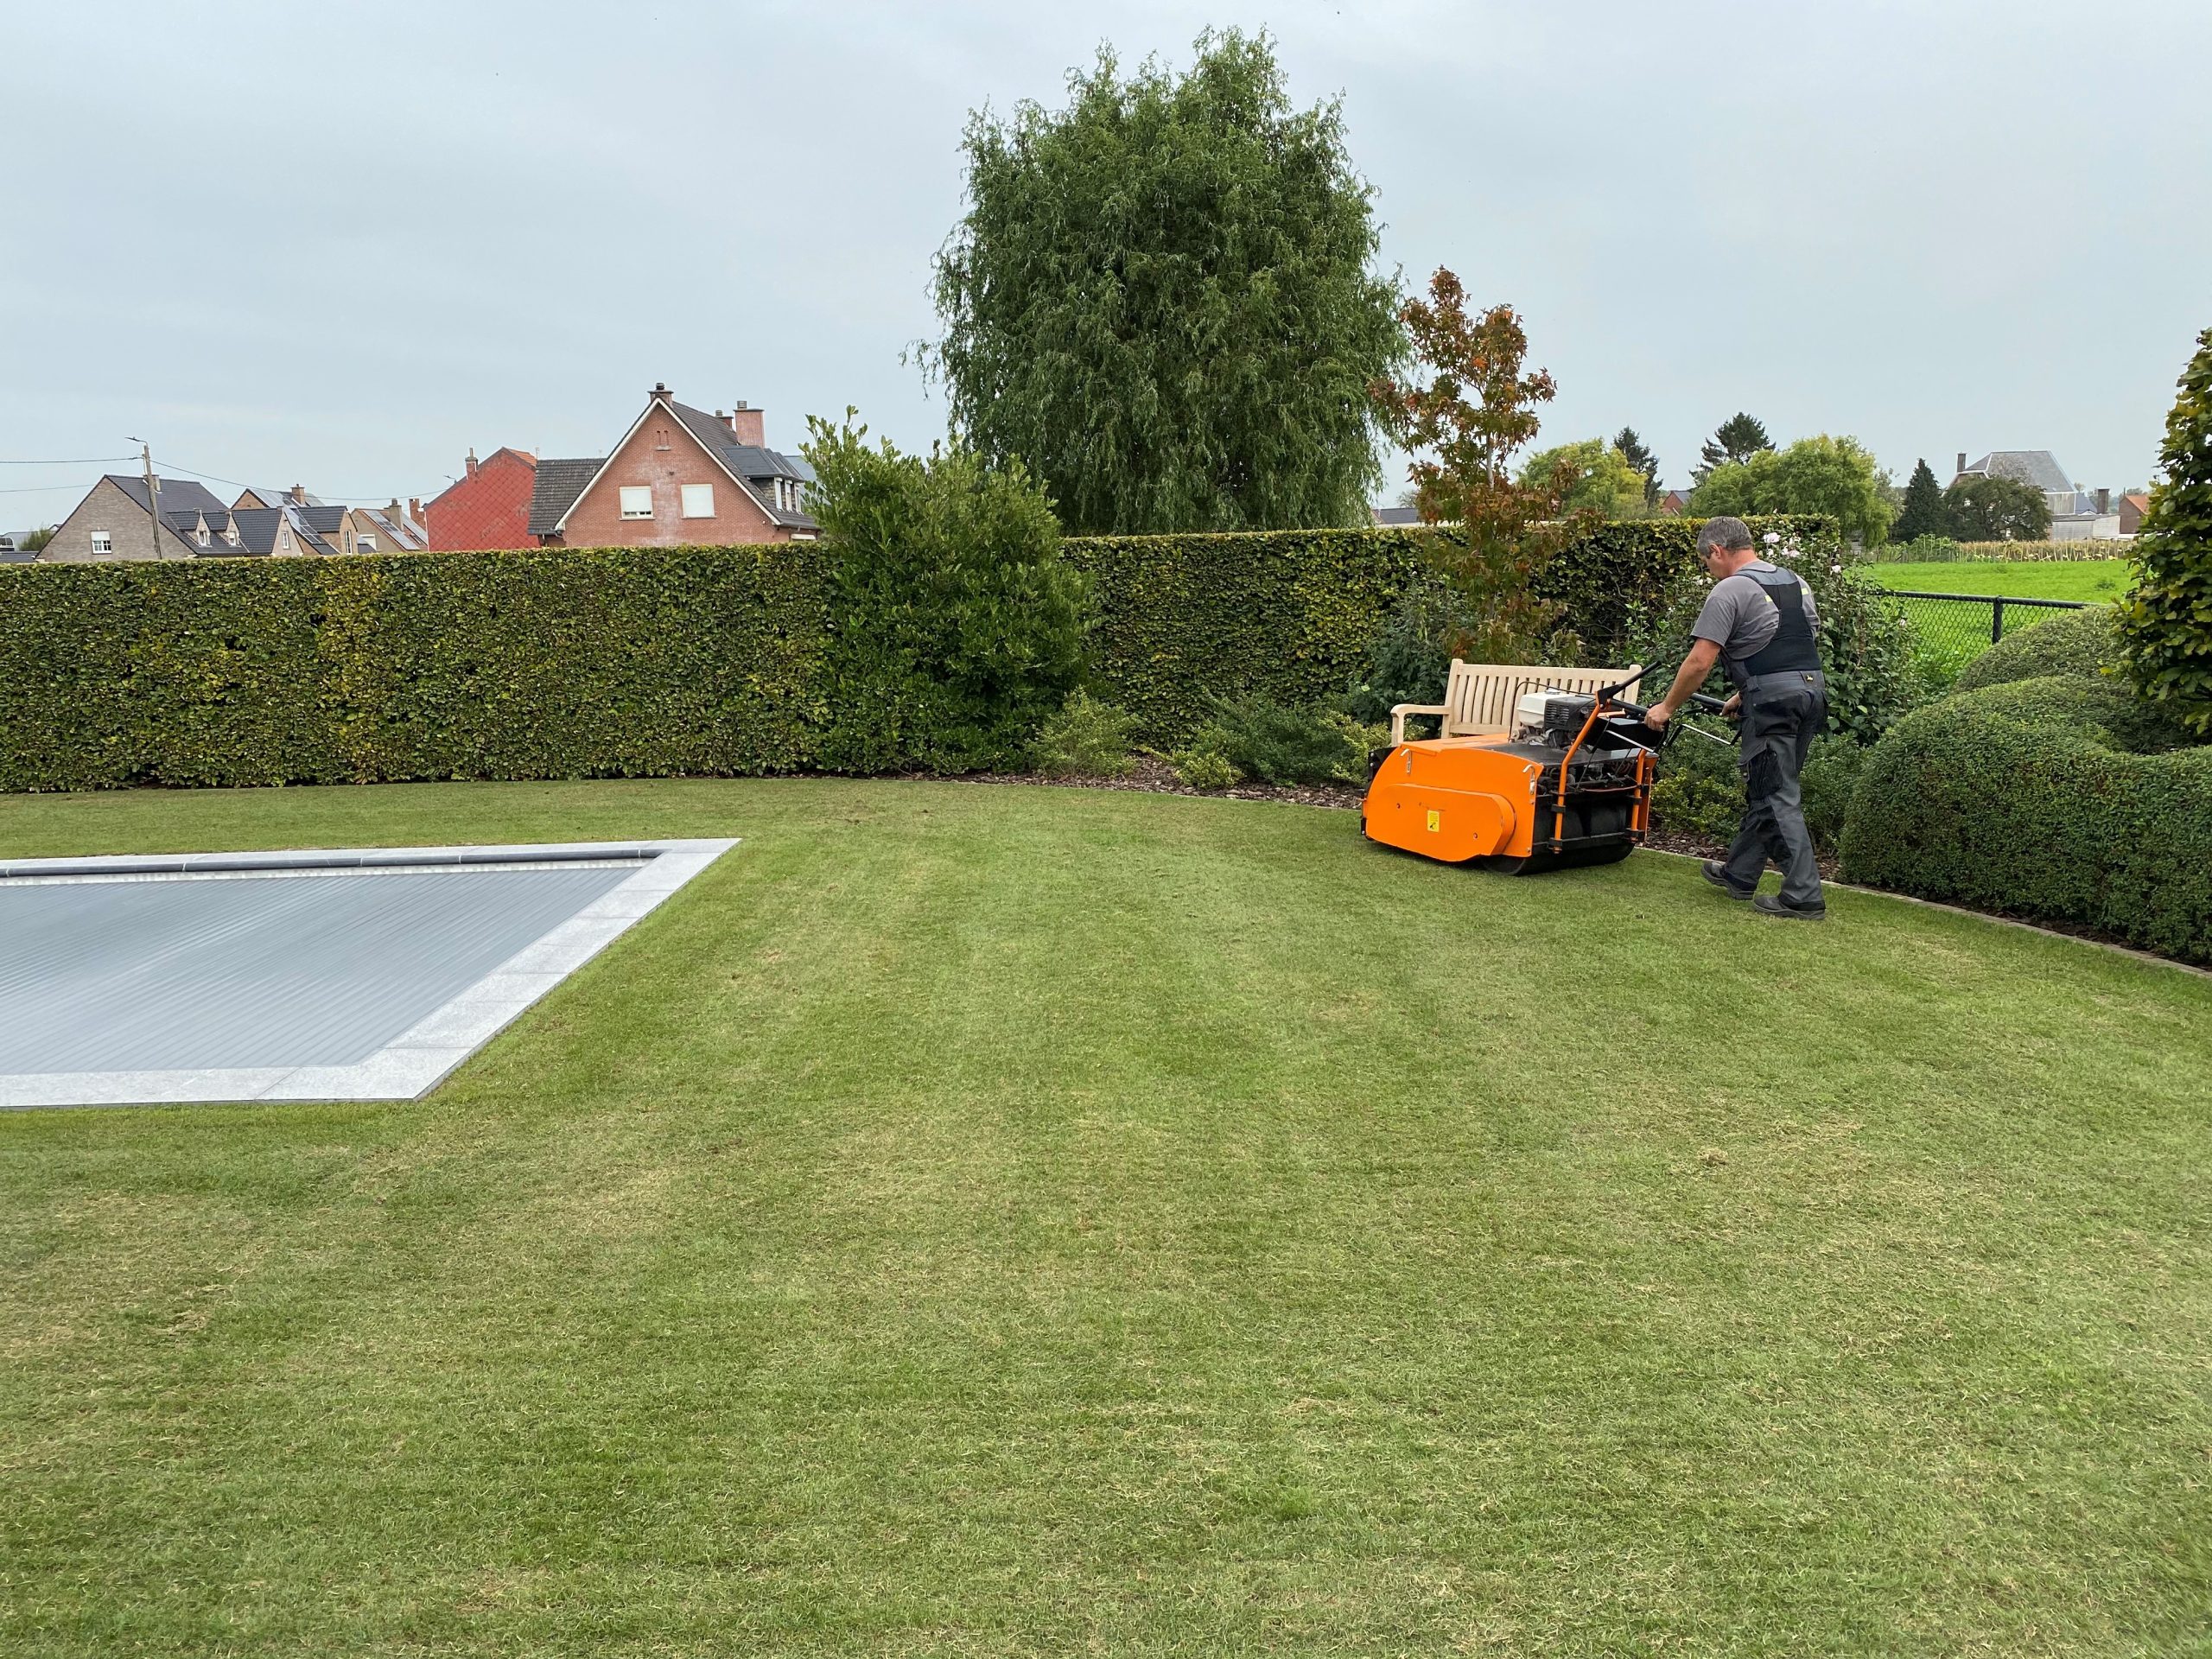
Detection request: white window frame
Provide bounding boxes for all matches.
[619,486,653,521]
[680,483,715,519]
[90,530,112,554]
[357,532,377,552]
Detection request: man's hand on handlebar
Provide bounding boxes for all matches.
[1721,692,1741,721]
[1643,703,1671,731]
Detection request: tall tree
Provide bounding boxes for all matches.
[926,29,1405,535]
[1612,427,1661,505]
[1942,474,2050,542]
[1891,458,1948,542]
[1522,438,1649,518]
[1694,412,1773,482]
[1369,269,1586,660]
[1688,434,1895,547]
[2120,325,2212,735]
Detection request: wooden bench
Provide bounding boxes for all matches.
[1390,660,1646,744]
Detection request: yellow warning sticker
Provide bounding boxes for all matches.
[1427,810,1440,833]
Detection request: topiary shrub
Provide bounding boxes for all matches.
[2120,325,2212,737]
[1954,603,2120,694]
[1840,676,2212,962]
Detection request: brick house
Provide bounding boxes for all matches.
[2119,492,2150,537]
[527,385,818,548]
[423,447,539,550]
[234,485,426,556]
[41,474,233,562]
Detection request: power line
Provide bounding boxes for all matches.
[155,457,423,501]
[0,455,136,466]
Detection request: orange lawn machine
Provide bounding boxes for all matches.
[1362,673,1727,874]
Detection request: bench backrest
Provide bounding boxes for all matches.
[1442,660,1644,737]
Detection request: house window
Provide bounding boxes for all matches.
[195,527,210,547]
[90,531,112,554]
[620,486,653,520]
[681,483,714,518]
[358,533,377,552]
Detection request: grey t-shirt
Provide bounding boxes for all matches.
[1691,560,1820,660]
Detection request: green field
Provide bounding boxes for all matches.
[3,779,2209,1656]
[1866,559,2133,602]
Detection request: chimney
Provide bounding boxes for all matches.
[2097,487,2110,514]
[728,399,765,447]
[466,448,479,477]
[289,483,306,505]
[1955,451,1967,477]
[650,381,672,402]
[409,497,422,522]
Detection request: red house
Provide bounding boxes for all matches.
[424,447,538,550]
[527,385,817,548]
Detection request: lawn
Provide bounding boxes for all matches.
[1866,559,2133,602]
[3,778,2209,1656]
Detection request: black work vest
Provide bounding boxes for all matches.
[1726,567,1823,685]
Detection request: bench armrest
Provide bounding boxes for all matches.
[1389,702,1447,745]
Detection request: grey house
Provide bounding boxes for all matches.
[40,475,232,562]
[1953,451,2120,541]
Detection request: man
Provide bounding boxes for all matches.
[1642,517,1827,918]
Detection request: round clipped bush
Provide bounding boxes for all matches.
[1840,675,2212,961]
[1954,603,2120,694]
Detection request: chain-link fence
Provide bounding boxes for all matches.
[1884,589,2089,679]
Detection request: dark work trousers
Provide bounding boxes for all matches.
[1721,671,1827,906]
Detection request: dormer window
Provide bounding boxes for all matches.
[195,526,210,548]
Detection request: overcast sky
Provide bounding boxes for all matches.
[3,0,2206,530]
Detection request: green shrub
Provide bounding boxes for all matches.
[1338,575,1462,726]
[1648,728,1743,844]
[1031,690,1138,778]
[1168,747,1239,791]
[2120,326,2212,738]
[805,416,1089,774]
[1954,604,2120,693]
[1840,677,2212,962]
[1186,695,1373,786]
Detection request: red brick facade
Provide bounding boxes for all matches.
[547,408,785,548]
[425,448,537,550]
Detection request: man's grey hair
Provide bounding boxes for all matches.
[1696,516,1755,556]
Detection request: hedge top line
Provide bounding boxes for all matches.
[0,512,1844,573]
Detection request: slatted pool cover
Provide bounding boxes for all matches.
[0,863,638,1074]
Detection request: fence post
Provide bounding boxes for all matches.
[1991,598,2005,644]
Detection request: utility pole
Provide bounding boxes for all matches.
[126,436,162,557]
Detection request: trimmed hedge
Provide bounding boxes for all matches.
[0,547,830,791]
[1065,515,1836,743]
[1954,603,2121,693]
[1064,529,1426,742]
[1840,676,2212,963]
[0,514,1844,790]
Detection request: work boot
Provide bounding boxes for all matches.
[1753,893,1827,921]
[1701,860,1756,900]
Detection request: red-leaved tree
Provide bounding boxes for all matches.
[1369,268,1586,662]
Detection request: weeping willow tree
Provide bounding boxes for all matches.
[925,29,1405,536]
